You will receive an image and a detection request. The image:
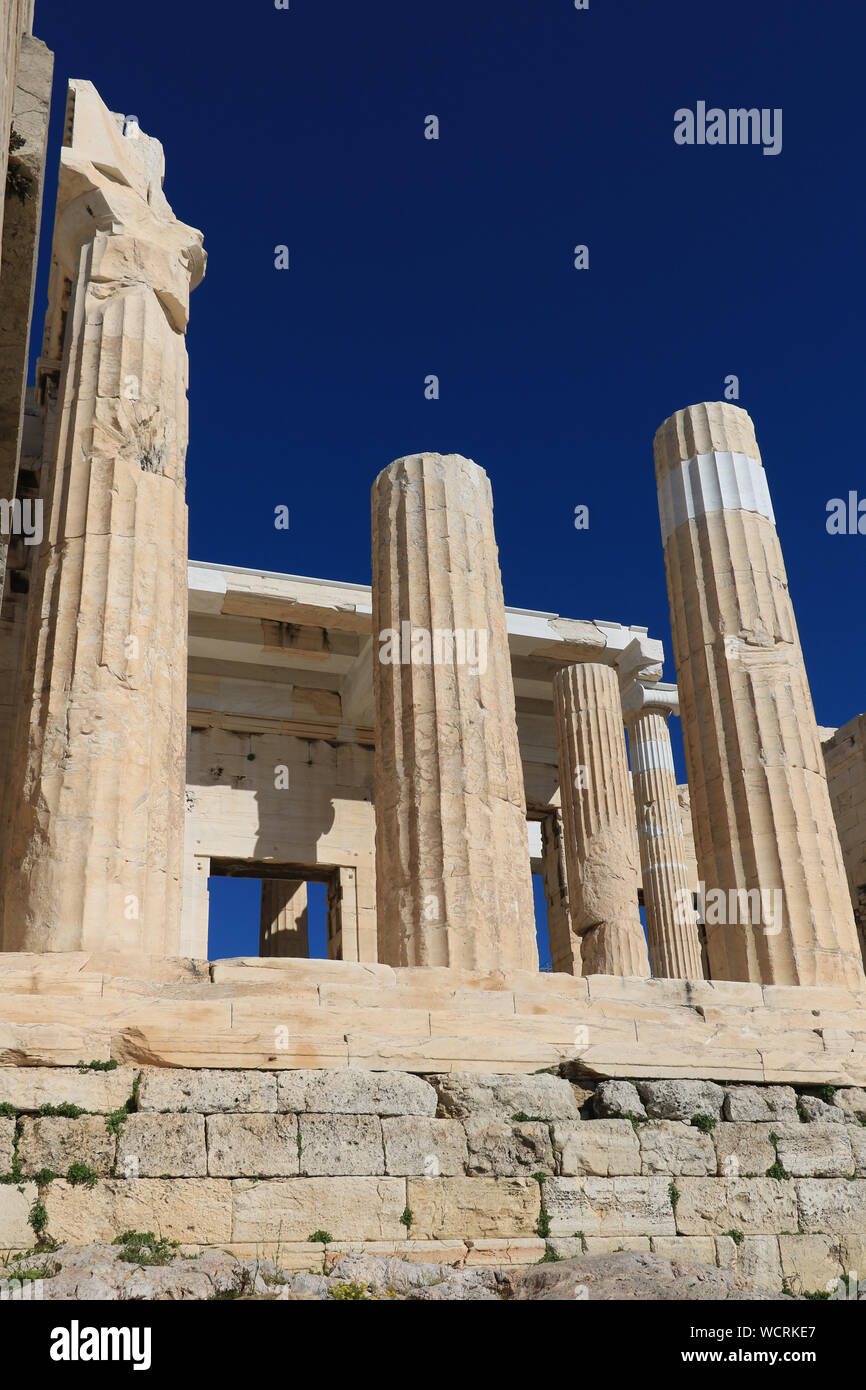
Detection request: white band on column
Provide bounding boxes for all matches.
[659,452,775,543]
[632,738,676,775]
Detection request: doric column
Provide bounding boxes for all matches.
[622,681,703,979]
[553,662,650,977]
[260,879,309,958]
[371,452,537,970]
[654,401,864,987]
[0,81,205,954]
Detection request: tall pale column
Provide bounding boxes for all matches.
[553,663,650,977]
[260,880,309,958]
[622,681,703,979]
[372,452,537,970]
[0,82,205,953]
[654,401,864,987]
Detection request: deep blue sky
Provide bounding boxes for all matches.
[31,0,865,956]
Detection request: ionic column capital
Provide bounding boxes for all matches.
[621,679,680,724]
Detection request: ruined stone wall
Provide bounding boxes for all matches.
[1,1065,864,1294]
[184,727,377,961]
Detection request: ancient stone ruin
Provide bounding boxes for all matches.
[2,6,866,1299]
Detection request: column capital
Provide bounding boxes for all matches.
[621,679,680,723]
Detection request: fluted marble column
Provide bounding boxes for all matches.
[372,452,537,970]
[655,401,864,987]
[260,879,309,958]
[553,662,650,977]
[0,82,205,953]
[622,681,703,979]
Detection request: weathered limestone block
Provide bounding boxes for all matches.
[579,1236,651,1255]
[798,1095,845,1124]
[0,1066,137,1113]
[773,1124,853,1178]
[430,1072,580,1122]
[673,1178,798,1235]
[117,1114,206,1178]
[796,1179,866,1235]
[231,1177,408,1243]
[460,1237,546,1266]
[723,1085,799,1124]
[279,1069,437,1117]
[848,1127,866,1177]
[593,1079,646,1119]
[622,683,703,978]
[654,401,864,988]
[206,1114,299,1178]
[0,1182,37,1248]
[463,1119,554,1176]
[778,1235,844,1295]
[637,1079,725,1122]
[553,664,649,976]
[298,1115,384,1176]
[713,1124,778,1178]
[544,1177,676,1237]
[372,452,537,971]
[553,1120,640,1177]
[0,1118,15,1172]
[382,1117,468,1176]
[18,1116,115,1177]
[832,1087,866,1123]
[138,1069,278,1114]
[738,1235,782,1289]
[1,80,206,954]
[405,1177,540,1239]
[638,1121,715,1176]
[44,1179,232,1245]
[650,1235,717,1264]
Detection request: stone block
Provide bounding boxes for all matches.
[798,1095,845,1124]
[723,1085,798,1123]
[0,1066,137,1114]
[0,1183,38,1249]
[712,1124,778,1178]
[430,1072,580,1122]
[137,1068,277,1113]
[206,1114,299,1178]
[673,1178,798,1235]
[773,1124,854,1178]
[832,1087,866,1123]
[464,1119,554,1176]
[461,1237,546,1266]
[278,1069,437,1117]
[544,1176,676,1237]
[739,1234,782,1289]
[382,1117,467,1176]
[0,1118,14,1172]
[298,1115,384,1176]
[779,1235,845,1295]
[405,1176,540,1238]
[796,1179,866,1235]
[638,1121,715,1176]
[18,1116,115,1178]
[117,1114,207,1178]
[637,1079,725,1122]
[231,1177,408,1242]
[849,1127,866,1177]
[553,1120,640,1177]
[593,1079,645,1119]
[650,1235,717,1264]
[44,1179,233,1244]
